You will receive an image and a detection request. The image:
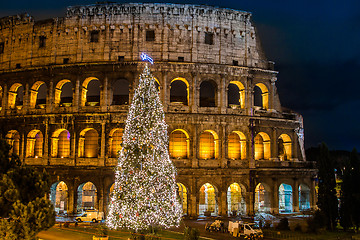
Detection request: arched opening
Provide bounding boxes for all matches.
[78,128,99,158]
[50,181,68,214]
[200,81,216,107]
[51,129,70,158]
[299,184,310,211]
[81,77,101,106]
[169,129,189,159]
[170,78,189,105]
[227,183,246,216]
[8,83,23,109]
[6,130,20,156]
[279,183,293,213]
[228,81,245,109]
[254,132,270,160]
[29,81,47,109]
[254,83,269,110]
[26,130,43,158]
[55,80,73,107]
[154,78,160,92]
[228,131,246,160]
[109,128,123,158]
[77,182,98,211]
[278,134,292,161]
[199,183,218,216]
[0,86,3,110]
[177,183,188,215]
[199,130,219,160]
[112,79,129,105]
[255,183,270,212]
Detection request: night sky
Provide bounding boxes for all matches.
[1,0,359,151]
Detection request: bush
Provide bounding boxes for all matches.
[184,226,200,240]
[307,210,325,233]
[276,218,290,231]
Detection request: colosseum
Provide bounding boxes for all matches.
[0,3,316,218]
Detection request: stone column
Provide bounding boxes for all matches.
[101,75,108,111]
[219,75,226,114]
[271,128,278,160]
[191,124,199,168]
[44,119,49,163]
[2,84,8,113]
[219,190,227,216]
[293,179,299,212]
[162,73,168,108]
[23,83,30,114]
[271,180,279,214]
[73,76,80,111]
[311,178,317,209]
[220,124,227,168]
[100,123,106,166]
[244,76,253,115]
[47,80,54,113]
[292,131,298,161]
[67,184,76,214]
[269,76,277,111]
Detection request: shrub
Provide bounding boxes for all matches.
[276,218,290,231]
[184,226,200,240]
[307,210,325,233]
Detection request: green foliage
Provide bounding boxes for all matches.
[96,224,109,237]
[276,218,290,231]
[316,143,338,231]
[0,138,55,239]
[184,226,200,240]
[340,148,360,231]
[306,209,325,233]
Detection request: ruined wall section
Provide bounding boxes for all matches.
[0,3,271,71]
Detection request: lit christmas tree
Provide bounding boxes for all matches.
[106,54,182,232]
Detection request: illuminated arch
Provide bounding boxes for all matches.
[279,183,293,213]
[278,134,292,161]
[199,183,218,216]
[227,183,246,216]
[50,181,69,214]
[109,128,124,157]
[8,83,23,109]
[200,80,217,107]
[0,86,3,110]
[254,83,269,109]
[77,182,98,211]
[78,128,99,158]
[199,130,219,159]
[170,77,189,105]
[81,77,101,106]
[54,79,73,107]
[299,184,310,211]
[169,129,190,159]
[228,131,246,160]
[254,132,271,160]
[177,183,188,215]
[228,81,245,108]
[51,129,70,158]
[255,183,271,212]
[26,130,43,158]
[6,130,21,156]
[29,81,47,108]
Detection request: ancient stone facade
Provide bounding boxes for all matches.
[0,3,316,217]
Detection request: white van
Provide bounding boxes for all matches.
[76,210,104,223]
[229,221,263,239]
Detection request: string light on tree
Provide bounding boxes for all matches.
[106,53,182,232]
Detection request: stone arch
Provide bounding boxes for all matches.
[254,83,269,110]
[6,130,21,156]
[0,85,3,110]
[170,77,189,106]
[254,132,271,160]
[50,181,69,214]
[81,77,101,106]
[255,182,271,212]
[228,131,246,160]
[108,128,124,157]
[26,130,43,158]
[169,129,190,159]
[8,83,23,109]
[228,81,245,109]
[299,183,310,211]
[278,134,292,161]
[78,128,99,158]
[200,80,217,107]
[111,79,129,105]
[55,79,73,107]
[279,183,293,213]
[199,182,218,216]
[199,130,219,159]
[227,182,246,216]
[51,129,70,158]
[177,182,188,215]
[29,81,47,108]
[77,181,98,211]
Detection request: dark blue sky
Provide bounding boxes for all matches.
[1,0,359,151]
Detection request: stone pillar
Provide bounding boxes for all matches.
[23,83,30,114]
[98,187,104,213]
[271,128,277,160]
[73,76,80,111]
[293,179,299,212]
[310,178,317,209]
[292,131,298,161]
[269,77,277,111]
[44,119,49,162]
[220,124,227,168]
[2,84,8,113]
[219,190,227,216]
[248,172,255,216]
[219,75,226,113]
[189,179,198,218]
[67,184,76,214]
[20,132,25,161]
[271,180,279,214]
[47,79,54,113]
[244,76,253,115]
[100,123,106,165]
[162,73,168,108]
[191,124,199,168]
[101,75,108,111]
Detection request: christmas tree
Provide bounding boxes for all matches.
[106,55,182,232]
